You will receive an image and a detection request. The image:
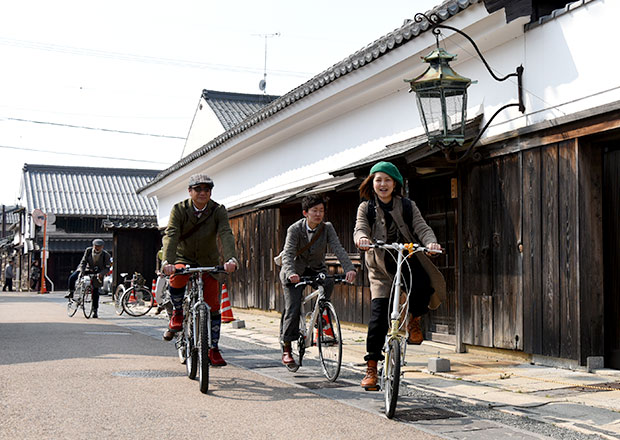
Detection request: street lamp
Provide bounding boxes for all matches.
[406,12,525,162]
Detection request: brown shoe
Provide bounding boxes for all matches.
[162,329,176,341]
[407,315,423,345]
[361,360,379,390]
[282,346,296,366]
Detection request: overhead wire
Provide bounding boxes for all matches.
[0,144,171,165]
[1,116,185,139]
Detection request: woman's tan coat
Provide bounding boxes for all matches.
[353,195,446,309]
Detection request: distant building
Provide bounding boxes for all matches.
[181,89,279,158]
[19,164,160,290]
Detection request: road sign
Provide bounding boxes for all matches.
[32,209,45,227]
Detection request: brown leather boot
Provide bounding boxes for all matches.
[407,314,423,345]
[361,360,379,390]
[282,344,296,366]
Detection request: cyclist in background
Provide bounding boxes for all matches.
[160,173,238,367]
[354,161,444,390]
[66,239,111,319]
[279,194,356,367]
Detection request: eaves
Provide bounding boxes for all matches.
[139,0,481,194]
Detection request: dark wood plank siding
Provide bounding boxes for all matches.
[462,162,494,346]
[113,229,160,288]
[541,144,561,357]
[492,155,522,350]
[462,137,604,362]
[229,209,281,311]
[603,144,620,367]
[578,140,604,364]
[558,140,579,360]
[522,148,543,354]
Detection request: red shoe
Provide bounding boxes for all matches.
[209,347,227,366]
[169,310,183,331]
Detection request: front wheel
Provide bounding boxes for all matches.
[67,297,78,317]
[113,285,125,315]
[198,307,210,394]
[317,301,342,382]
[82,286,93,318]
[384,338,401,419]
[122,287,154,317]
[184,312,197,380]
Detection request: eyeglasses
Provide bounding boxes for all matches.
[191,185,212,193]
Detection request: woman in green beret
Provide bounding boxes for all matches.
[354,161,445,390]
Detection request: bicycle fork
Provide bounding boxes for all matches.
[192,302,212,352]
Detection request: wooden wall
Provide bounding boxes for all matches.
[228,192,370,325]
[112,229,161,289]
[461,139,604,363]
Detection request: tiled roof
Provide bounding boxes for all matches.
[0,206,21,225]
[525,0,594,31]
[102,218,159,230]
[141,0,477,192]
[203,90,279,131]
[21,164,160,217]
[334,114,483,175]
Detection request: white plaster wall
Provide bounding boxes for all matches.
[182,96,225,157]
[148,0,619,227]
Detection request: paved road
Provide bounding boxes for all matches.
[0,292,438,440]
[1,292,605,439]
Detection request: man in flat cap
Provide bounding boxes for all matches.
[160,173,238,366]
[69,238,111,318]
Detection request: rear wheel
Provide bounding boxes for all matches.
[113,285,125,315]
[122,287,154,317]
[198,307,210,394]
[318,301,342,382]
[82,286,93,318]
[384,338,401,419]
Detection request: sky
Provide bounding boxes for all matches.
[0,0,439,207]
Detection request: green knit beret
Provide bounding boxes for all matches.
[369,161,403,186]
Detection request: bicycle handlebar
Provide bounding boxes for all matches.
[292,273,349,288]
[173,265,227,275]
[367,241,443,255]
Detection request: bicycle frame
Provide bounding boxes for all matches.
[299,284,327,348]
[385,243,409,361]
[187,271,212,351]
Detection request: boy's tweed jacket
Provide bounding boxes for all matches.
[279,219,354,284]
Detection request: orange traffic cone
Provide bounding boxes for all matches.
[151,279,158,306]
[220,283,234,323]
[321,309,334,337]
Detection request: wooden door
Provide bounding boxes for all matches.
[604,146,620,368]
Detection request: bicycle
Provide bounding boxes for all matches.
[367,241,442,419]
[153,273,173,318]
[173,265,227,394]
[281,273,348,382]
[67,270,97,319]
[113,272,154,317]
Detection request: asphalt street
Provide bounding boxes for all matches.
[0,291,610,439]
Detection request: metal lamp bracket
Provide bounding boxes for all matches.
[414,12,525,162]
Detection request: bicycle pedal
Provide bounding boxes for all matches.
[364,386,380,392]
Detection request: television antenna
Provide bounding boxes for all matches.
[253,32,280,94]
